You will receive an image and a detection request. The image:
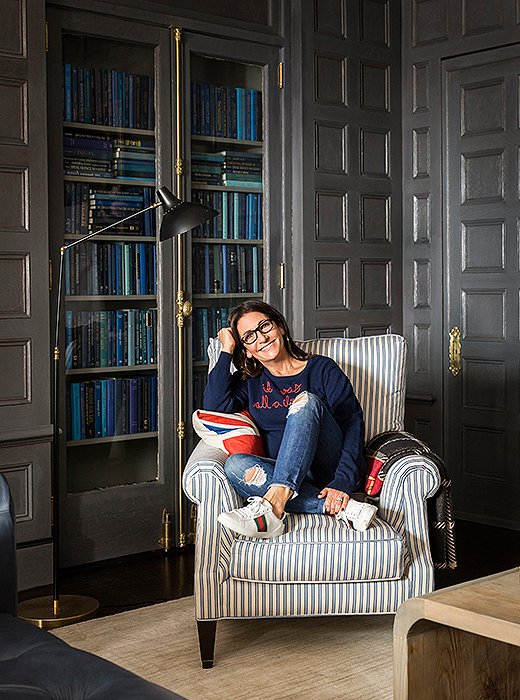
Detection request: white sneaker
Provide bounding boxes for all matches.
[217,496,285,538]
[336,499,378,531]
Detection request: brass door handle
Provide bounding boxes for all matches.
[449,326,461,376]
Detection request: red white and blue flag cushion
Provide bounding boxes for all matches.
[192,409,265,457]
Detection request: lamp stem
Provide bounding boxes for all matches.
[51,247,67,614]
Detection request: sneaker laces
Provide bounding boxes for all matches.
[237,496,269,519]
[335,509,353,528]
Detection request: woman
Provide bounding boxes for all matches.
[203,300,377,538]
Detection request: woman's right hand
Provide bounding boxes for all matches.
[217,326,236,354]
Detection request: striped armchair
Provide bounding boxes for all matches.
[183,334,441,667]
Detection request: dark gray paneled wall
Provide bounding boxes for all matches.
[291,0,402,340]
[0,0,53,587]
[402,0,520,451]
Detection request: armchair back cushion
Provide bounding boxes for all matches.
[297,336,406,442]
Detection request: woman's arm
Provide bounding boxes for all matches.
[203,351,248,413]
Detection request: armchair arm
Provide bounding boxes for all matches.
[0,473,18,616]
[377,452,441,597]
[182,441,241,620]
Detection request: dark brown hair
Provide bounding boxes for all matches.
[228,300,310,378]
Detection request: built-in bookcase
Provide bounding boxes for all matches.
[188,54,265,409]
[61,34,159,494]
[47,7,174,566]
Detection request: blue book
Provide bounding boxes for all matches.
[151,245,157,295]
[252,246,259,293]
[99,311,108,367]
[150,375,157,432]
[250,89,256,140]
[107,311,116,367]
[94,380,102,438]
[64,64,72,122]
[129,378,139,434]
[81,311,89,368]
[258,194,263,238]
[203,244,211,294]
[65,310,73,369]
[101,380,107,437]
[113,243,120,295]
[114,378,123,435]
[236,88,243,140]
[201,309,209,358]
[69,382,81,440]
[84,381,95,439]
[127,310,135,367]
[233,193,240,239]
[106,378,115,437]
[222,192,228,239]
[116,310,125,366]
[221,244,228,294]
[146,312,153,365]
[139,243,147,295]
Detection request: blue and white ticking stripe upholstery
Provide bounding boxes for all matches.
[298,335,406,441]
[183,334,440,623]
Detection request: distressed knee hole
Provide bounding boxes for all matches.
[287,391,309,416]
[244,465,267,487]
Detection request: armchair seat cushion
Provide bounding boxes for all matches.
[229,512,406,584]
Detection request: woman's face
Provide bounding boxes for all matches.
[236,311,286,365]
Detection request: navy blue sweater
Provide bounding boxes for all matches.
[203,352,366,495]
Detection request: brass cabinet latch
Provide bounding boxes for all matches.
[449,326,461,376]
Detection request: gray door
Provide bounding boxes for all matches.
[444,46,520,530]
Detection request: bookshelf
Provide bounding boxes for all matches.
[47,8,174,566]
[189,54,265,409]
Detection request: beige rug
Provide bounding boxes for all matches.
[53,596,394,699]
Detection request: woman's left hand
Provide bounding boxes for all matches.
[318,487,350,515]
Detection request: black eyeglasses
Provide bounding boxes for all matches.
[240,318,274,345]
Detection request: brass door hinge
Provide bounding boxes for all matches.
[45,21,48,53]
[49,260,53,290]
[278,62,284,89]
[279,262,286,289]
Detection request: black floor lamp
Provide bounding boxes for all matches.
[18,187,218,628]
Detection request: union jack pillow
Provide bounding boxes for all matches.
[192,409,265,456]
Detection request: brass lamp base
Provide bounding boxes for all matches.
[18,594,99,629]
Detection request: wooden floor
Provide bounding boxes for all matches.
[19,519,520,619]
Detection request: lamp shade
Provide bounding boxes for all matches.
[157,186,219,241]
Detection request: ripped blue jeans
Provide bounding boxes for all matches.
[224,392,343,513]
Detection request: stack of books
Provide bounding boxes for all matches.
[191,151,262,190]
[64,131,155,183]
[221,151,262,189]
[89,185,155,236]
[64,132,113,178]
[191,153,223,185]
[65,183,156,237]
[112,139,155,181]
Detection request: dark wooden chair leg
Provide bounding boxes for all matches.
[197,619,217,668]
